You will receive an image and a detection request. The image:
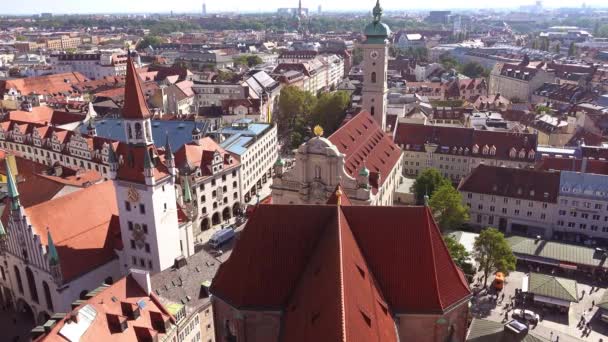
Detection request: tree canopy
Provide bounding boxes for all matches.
[310,91,350,134]
[459,61,487,78]
[473,228,517,287]
[443,235,475,278]
[233,54,263,67]
[411,168,451,205]
[136,35,165,50]
[429,184,469,231]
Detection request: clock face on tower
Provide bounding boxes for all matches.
[370,50,379,60]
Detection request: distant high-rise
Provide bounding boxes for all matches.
[318,4,322,14]
[202,3,207,16]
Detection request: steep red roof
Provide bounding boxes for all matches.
[328,112,402,193]
[38,274,174,342]
[211,204,471,330]
[115,144,170,184]
[458,164,561,203]
[122,55,152,120]
[173,138,238,177]
[24,181,121,282]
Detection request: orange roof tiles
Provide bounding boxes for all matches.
[38,275,174,342]
[0,72,87,97]
[211,204,471,338]
[24,181,120,282]
[328,111,402,192]
[115,144,170,184]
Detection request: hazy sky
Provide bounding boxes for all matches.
[1,0,604,15]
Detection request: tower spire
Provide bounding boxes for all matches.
[373,0,383,23]
[122,50,151,120]
[5,158,20,210]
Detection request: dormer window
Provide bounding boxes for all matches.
[528,149,535,160]
[482,145,489,155]
[464,147,469,155]
[562,186,569,192]
[509,148,517,159]
[519,149,526,159]
[489,145,496,156]
[458,147,463,154]
[517,188,522,195]
[472,144,479,154]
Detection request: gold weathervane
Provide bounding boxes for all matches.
[313,125,324,137]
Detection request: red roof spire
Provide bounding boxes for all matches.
[122,51,151,120]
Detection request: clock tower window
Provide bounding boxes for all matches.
[371,72,377,83]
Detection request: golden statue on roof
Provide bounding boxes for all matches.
[313,125,324,137]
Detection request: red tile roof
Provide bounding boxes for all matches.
[394,123,538,161]
[115,144,170,184]
[24,181,120,282]
[0,72,87,97]
[210,204,471,333]
[458,164,561,203]
[37,274,174,342]
[122,55,152,120]
[328,111,402,193]
[173,138,238,177]
[537,156,608,176]
[8,107,86,126]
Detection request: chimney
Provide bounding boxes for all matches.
[130,269,152,295]
[174,256,188,269]
[581,157,588,173]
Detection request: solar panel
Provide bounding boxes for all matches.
[137,299,146,310]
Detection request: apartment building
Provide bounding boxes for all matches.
[212,119,278,203]
[459,165,560,238]
[394,122,538,182]
[173,134,242,242]
[459,161,608,244]
[489,61,556,101]
[49,52,129,80]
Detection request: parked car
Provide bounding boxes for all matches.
[512,309,539,324]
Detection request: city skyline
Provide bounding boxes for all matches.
[0,0,605,15]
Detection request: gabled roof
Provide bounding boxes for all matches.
[328,111,402,192]
[173,138,239,177]
[210,204,471,339]
[528,272,578,303]
[23,181,121,282]
[458,164,560,203]
[122,54,152,120]
[115,144,170,184]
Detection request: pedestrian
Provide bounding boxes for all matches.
[592,300,596,307]
[550,331,553,341]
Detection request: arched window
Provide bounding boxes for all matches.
[42,281,53,311]
[14,266,23,294]
[25,267,38,303]
[371,106,375,116]
[371,72,377,83]
[314,166,321,179]
[127,125,133,139]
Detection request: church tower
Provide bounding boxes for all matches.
[361,0,390,131]
[112,53,185,273]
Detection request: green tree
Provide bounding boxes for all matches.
[460,62,486,78]
[554,43,561,54]
[136,35,164,50]
[444,235,469,269]
[310,91,350,134]
[15,35,27,41]
[429,184,469,231]
[234,54,263,67]
[411,168,450,205]
[439,53,458,70]
[277,86,317,148]
[217,70,237,82]
[352,47,364,66]
[568,42,577,57]
[535,104,552,114]
[473,228,517,288]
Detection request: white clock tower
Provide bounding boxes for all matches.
[361,0,391,131]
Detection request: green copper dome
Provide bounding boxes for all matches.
[274,157,285,167]
[359,166,370,177]
[364,0,391,42]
